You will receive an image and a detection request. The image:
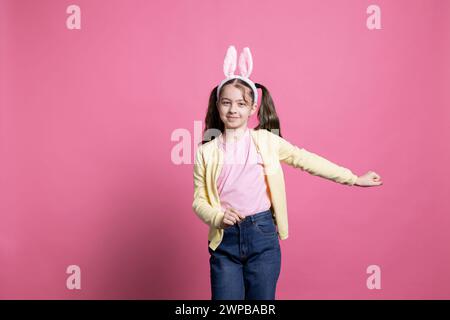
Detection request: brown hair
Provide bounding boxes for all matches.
[201,78,283,144]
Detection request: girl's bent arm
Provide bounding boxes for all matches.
[192,147,225,228]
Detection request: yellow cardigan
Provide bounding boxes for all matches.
[192,128,358,251]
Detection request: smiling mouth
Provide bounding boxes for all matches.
[227,117,239,119]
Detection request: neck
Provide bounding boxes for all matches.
[222,127,248,143]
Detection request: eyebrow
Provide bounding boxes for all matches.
[221,98,245,102]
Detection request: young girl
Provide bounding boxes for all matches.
[192,45,383,300]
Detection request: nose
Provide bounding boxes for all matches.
[229,103,239,112]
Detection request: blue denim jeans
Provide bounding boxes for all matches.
[208,209,281,300]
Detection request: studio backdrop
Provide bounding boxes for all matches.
[0,0,449,299]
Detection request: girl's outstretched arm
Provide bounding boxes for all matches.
[272,132,375,186]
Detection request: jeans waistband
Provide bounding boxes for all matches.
[237,208,273,225]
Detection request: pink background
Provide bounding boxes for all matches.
[1,0,449,299]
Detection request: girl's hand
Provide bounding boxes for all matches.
[354,171,383,187]
[220,207,245,229]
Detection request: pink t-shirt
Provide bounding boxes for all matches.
[216,128,272,217]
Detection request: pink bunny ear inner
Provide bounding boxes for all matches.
[238,47,253,78]
[238,51,248,77]
[223,45,237,77]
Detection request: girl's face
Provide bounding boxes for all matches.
[216,85,257,130]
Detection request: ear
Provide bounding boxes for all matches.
[250,102,258,115]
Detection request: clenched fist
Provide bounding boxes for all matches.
[220,207,245,229]
[354,171,383,187]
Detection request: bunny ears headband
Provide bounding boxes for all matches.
[217,45,258,104]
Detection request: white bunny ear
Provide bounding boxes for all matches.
[223,45,237,78]
[238,47,253,78]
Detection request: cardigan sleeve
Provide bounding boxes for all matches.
[273,133,358,186]
[192,146,225,228]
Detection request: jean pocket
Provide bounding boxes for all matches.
[254,217,277,236]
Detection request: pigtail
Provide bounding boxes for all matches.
[254,83,283,138]
[202,86,224,145]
